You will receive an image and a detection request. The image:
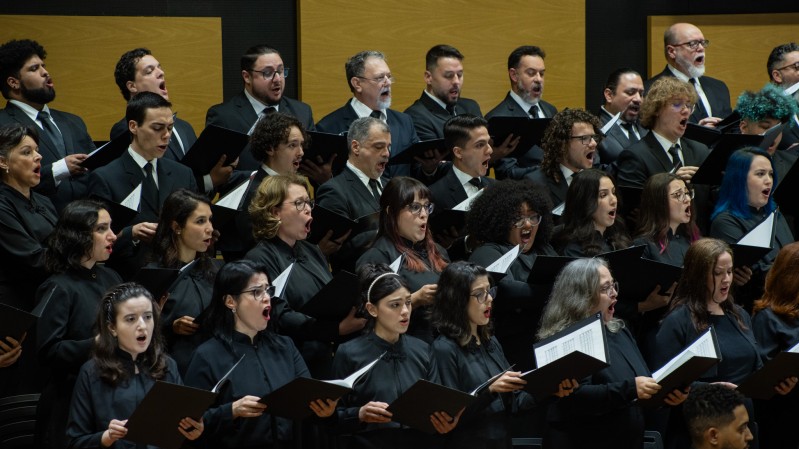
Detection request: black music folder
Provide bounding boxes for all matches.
[258,354,382,419]
[304,131,350,176]
[307,206,378,245]
[388,380,476,434]
[389,139,447,166]
[524,314,609,400]
[691,133,764,185]
[0,285,55,341]
[527,255,577,284]
[125,355,243,449]
[300,271,360,321]
[640,327,720,407]
[81,131,131,171]
[133,267,181,301]
[487,116,552,159]
[180,125,250,177]
[682,111,742,147]
[738,341,799,400]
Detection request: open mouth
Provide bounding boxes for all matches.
[520,228,532,243]
[106,244,114,254]
[33,164,41,175]
[399,318,409,326]
[293,158,302,169]
[608,209,617,220]
[203,238,212,246]
[694,55,705,65]
[481,158,490,170]
[262,306,271,320]
[608,300,616,316]
[157,144,168,153]
[585,151,595,162]
[376,161,387,173]
[419,223,427,234]
[684,206,691,217]
[304,218,312,234]
[762,188,771,198]
[531,84,542,95]
[380,88,391,98]
[483,307,492,319]
[136,334,147,343]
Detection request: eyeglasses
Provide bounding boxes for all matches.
[251,67,290,81]
[239,284,276,301]
[671,102,696,114]
[599,281,619,296]
[406,202,434,216]
[671,39,710,50]
[513,214,542,228]
[570,134,603,146]
[356,74,395,84]
[776,61,799,73]
[470,286,497,304]
[669,189,695,202]
[283,198,314,211]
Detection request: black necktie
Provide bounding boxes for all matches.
[689,79,707,116]
[446,105,456,116]
[37,110,66,157]
[264,106,276,115]
[621,122,640,144]
[469,177,482,189]
[668,144,683,171]
[142,162,159,212]
[368,179,381,202]
[370,110,382,119]
[528,105,540,118]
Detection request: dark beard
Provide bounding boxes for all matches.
[21,83,56,105]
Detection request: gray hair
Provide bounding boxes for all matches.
[345,50,386,92]
[537,258,624,339]
[347,117,389,153]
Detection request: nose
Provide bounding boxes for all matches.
[487,143,493,156]
[108,231,117,242]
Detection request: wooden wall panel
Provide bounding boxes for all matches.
[648,14,799,107]
[0,15,222,140]
[298,0,586,118]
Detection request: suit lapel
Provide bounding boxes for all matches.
[50,110,76,155]
[5,104,61,162]
[420,93,450,120]
[234,93,258,131]
[344,168,379,207]
[644,133,673,172]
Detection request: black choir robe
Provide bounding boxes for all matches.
[66,352,182,449]
[185,331,310,449]
[331,333,442,449]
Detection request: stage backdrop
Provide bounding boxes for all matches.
[648,13,799,106]
[0,15,222,140]
[298,0,587,118]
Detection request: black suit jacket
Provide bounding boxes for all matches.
[778,116,799,152]
[526,166,568,208]
[0,102,95,212]
[110,116,197,162]
[205,91,315,170]
[596,108,648,166]
[88,152,198,279]
[403,92,482,140]
[616,132,712,232]
[486,92,557,179]
[316,101,420,180]
[645,66,732,122]
[315,166,382,272]
[428,167,494,212]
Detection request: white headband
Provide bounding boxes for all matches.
[366,272,400,304]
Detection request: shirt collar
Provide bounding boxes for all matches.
[346,160,375,190]
[261,163,280,177]
[243,89,279,115]
[350,97,385,120]
[127,146,157,170]
[652,131,681,150]
[667,64,691,83]
[452,164,475,187]
[423,90,449,110]
[509,90,539,114]
[9,99,49,122]
[559,164,578,184]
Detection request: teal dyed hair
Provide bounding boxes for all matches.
[736,83,798,122]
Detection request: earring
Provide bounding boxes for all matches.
[231,308,236,314]
[176,230,181,235]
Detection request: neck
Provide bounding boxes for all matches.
[469,322,479,342]
[80,258,96,270]
[278,233,296,248]
[11,95,43,111]
[177,245,197,264]
[654,126,681,144]
[594,223,607,235]
[4,180,30,199]
[707,300,725,314]
[234,322,258,342]
[374,325,400,344]
[669,222,680,235]
[130,145,152,162]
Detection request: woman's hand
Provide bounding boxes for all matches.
[318,229,351,257]
[177,417,204,441]
[637,283,675,313]
[554,378,579,398]
[101,419,128,447]
[0,335,24,368]
[733,267,752,286]
[663,387,690,406]
[338,307,367,336]
[430,408,464,434]
[309,398,339,418]
[411,284,437,307]
[488,371,527,393]
[635,376,661,400]
[358,401,392,423]
[232,395,267,419]
[172,316,199,336]
[775,376,798,396]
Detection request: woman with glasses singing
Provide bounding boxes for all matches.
[466,179,556,371]
[244,174,365,378]
[653,238,794,449]
[553,168,631,257]
[148,189,222,375]
[331,263,458,449]
[430,261,572,449]
[185,260,337,449]
[709,148,794,312]
[538,258,683,449]
[357,176,449,343]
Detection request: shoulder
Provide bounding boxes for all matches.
[459,97,482,115]
[387,109,415,127]
[282,96,312,113]
[431,335,459,352]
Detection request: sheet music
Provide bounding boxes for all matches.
[122,183,143,211]
[325,353,384,388]
[85,140,111,158]
[272,263,293,298]
[390,254,403,273]
[453,189,483,211]
[787,341,799,354]
[552,202,565,216]
[534,318,606,367]
[738,212,774,247]
[652,328,717,382]
[600,111,622,135]
[216,175,255,209]
[487,245,521,274]
[211,354,245,393]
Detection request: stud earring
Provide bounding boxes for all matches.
[231,308,236,313]
[176,230,181,235]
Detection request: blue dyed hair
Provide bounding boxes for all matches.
[711,148,776,221]
[736,83,798,122]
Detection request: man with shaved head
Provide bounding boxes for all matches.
[645,23,732,127]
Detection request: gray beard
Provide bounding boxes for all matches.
[377,97,392,110]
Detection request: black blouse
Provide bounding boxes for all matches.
[752,307,799,361]
[710,207,794,273]
[633,229,692,267]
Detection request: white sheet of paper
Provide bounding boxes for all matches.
[487,245,521,274]
[122,183,143,211]
[534,317,607,367]
[552,202,565,216]
[453,189,483,211]
[326,354,384,388]
[652,328,717,382]
[272,263,293,298]
[600,111,622,135]
[216,174,255,209]
[389,254,403,273]
[737,212,774,247]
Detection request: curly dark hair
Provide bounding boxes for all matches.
[93,283,169,387]
[431,261,493,347]
[0,39,46,99]
[45,199,107,273]
[466,179,553,251]
[540,108,601,182]
[552,169,630,256]
[249,112,308,163]
[114,48,151,101]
